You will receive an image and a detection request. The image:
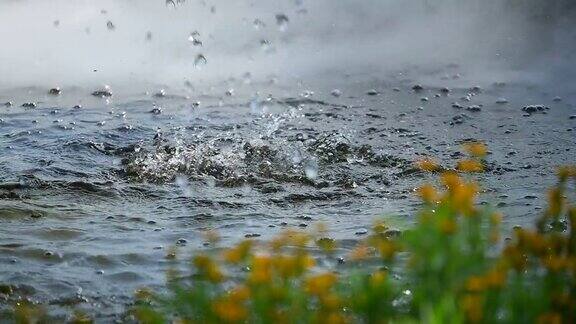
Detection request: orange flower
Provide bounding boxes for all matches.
[441,172,462,190]
[484,269,507,289]
[466,276,486,292]
[228,285,251,302]
[417,184,438,204]
[193,254,224,283]
[249,255,273,284]
[305,273,337,296]
[319,293,342,310]
[212,299,248,322]
[546,188,564,217]
[369,271,387,287]
[456,159,484,173]
[461,294,484,323]
[542,255,568,272]
[557,165,576,182]
[463,142,487,157]
[416,158,441,172]
[349,245,370,261]
[223,240,252,264]
[375,239,396,260]
[490,212,503,225]
[537,312,562,324]
[439,218,457,234]
[450,182,479,216]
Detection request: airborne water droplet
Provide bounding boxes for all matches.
[275,14,289,31]
[253,18,266,29]
[188,31,202,46]
[194,54,207,68]
[304,158,318,180]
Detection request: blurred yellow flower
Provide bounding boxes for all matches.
[349,245,370,261]
[223,240,252,264]
[439,218,457,234]
[249,255,273,284]
[228,285,251,302]
[537,312,562,324]
[416,158,441,172]
[213,299,248,322]
[456,159,484,173]
[465,276,486,292]
[305,273,337,296]
[462,294,484,323]
[463,142,487,157]
[369,271,387,287]
[417,184,438,204]
[193,254,224,283]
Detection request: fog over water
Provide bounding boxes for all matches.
[0,0,574,92]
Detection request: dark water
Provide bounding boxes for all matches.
[0,0,575,321]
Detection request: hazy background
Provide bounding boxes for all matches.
[0,0,574,91]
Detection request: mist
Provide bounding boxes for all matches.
[0,0,574,92]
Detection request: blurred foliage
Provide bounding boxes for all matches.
[127,143,576,323]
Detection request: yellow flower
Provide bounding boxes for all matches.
[461,294,483,323]
[349,245,370,261]
[249,255,272,284]
[456,159,484,173]
[212,299,248,322]
[228,285,251,302]
[465,276,486,292]
[546,188,564,217]
[542,255,568,272]
[416,158,441,172]
[319,293,342,310]
[439,218,457,235]
[537,312,562,324]
[305,273,337,296]
[324,312,348,324]
[273,254,299,278]
[372,220,389,234]
[557,165,576,182]
[441,172,462,190]
[316,238,337,254]
[369,271,387,288]
[484,269,506,289]
[417,184,438,204]
[490,212,503,225]
[193,254,224,283]
[450,181,479,216]
[374,239,396,260]
[223,240,252,264]
[463,142,487,157]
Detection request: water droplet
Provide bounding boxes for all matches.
[176,176,192,197]
[292,150,302,165]
[275,14,289,31]
[194,54,207,68]
[188,31,202,46]
[250,97,263,115]
[253,18,266,29]
[260,39,272,52]
[304,158,318,180]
